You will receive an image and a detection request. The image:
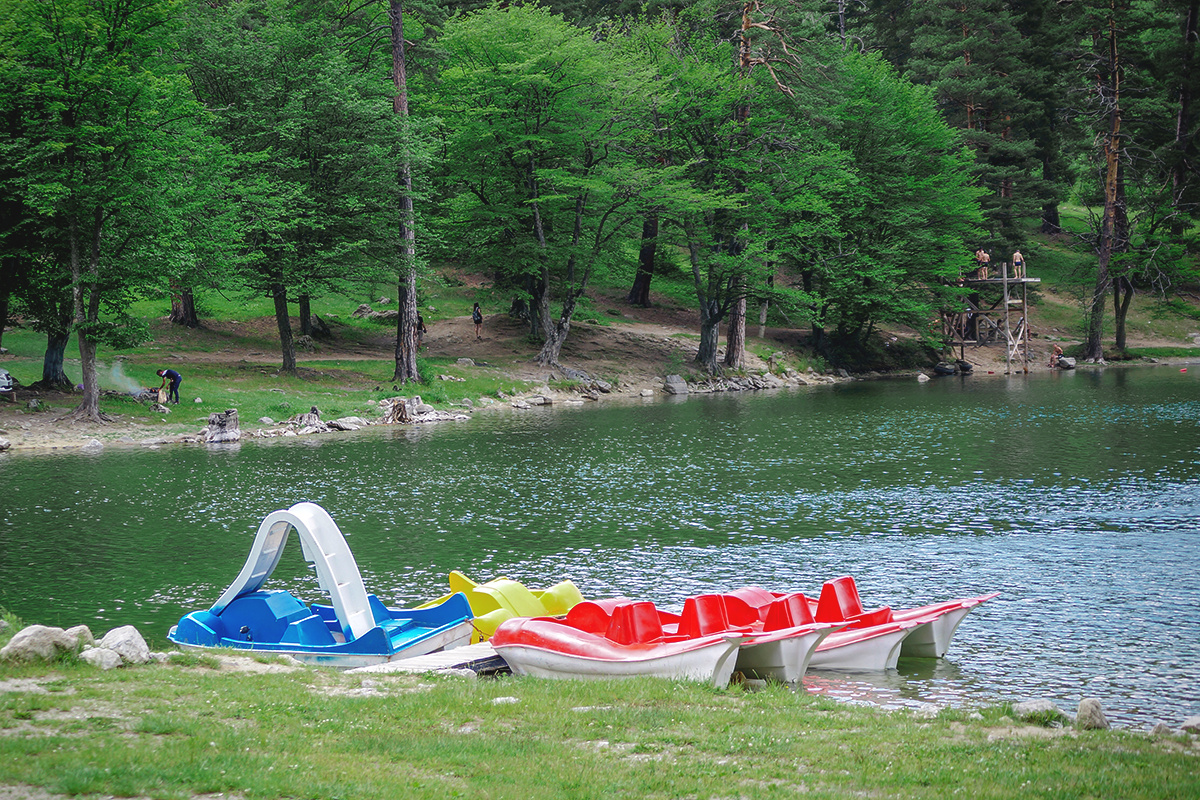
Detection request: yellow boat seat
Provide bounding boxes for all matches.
[445,570,586,641]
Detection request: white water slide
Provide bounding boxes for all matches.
[210,502,377,641]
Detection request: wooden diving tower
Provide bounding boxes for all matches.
[941,262,1040,374]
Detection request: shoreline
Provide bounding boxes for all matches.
[2,354,1192,455]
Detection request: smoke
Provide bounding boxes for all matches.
[108,362,144,394]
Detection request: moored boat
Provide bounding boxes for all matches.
[168,502,474,668]
[422,570,585,642]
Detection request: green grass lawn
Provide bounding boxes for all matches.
[0,632,1195,800]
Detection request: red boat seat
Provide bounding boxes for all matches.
[726,587,777,620]
[677,594,731,639]
[605,601,664,645]
[763,592,816,631]
[816,577,893,627]
[565,598,631,634]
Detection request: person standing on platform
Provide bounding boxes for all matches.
[980,249,991,279]
[1012,250,1025,279]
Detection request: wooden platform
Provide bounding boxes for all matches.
[347,642,509,676]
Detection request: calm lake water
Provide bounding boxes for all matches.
[2,365,1198,727]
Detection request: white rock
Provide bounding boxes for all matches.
[917,373,931,383]
[64,625,95,648]
[81,439,104,452]
[491,696,520,705]
[640,389,654,397]
[1181,716,1200,734]
[0,625,81,661]
[258,417,274,424]
[1012,699,1065,722]
[194,397,202,403]
[80,647,123,670]
[98,625,151,665]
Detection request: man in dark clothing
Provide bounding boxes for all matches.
[157,369,182,404]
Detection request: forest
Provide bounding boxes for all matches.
[1,0,1197,419]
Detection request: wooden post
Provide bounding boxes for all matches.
[1002,261,1011,374]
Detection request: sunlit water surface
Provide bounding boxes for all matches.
[2,365,1198,727]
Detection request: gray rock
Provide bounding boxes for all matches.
[98,625,151,665]
[0,625,81,661]
[80,647,123,670]
[327,418,361,431]
[511,399,531,409]
[0,437,9,451]
[456,358,476,367]
[81,439,104,452]
[351,303,373,318]
[593,379,612,393]
[258,416,274,424]
[1012,699,1066,722]
[917,373,931,383]
[64,625,95,648]
[1182,716,1200,733]
[205,409,241,443]
[837,368,850,378]
[1075,698,1109,730]
[664,374,688,395]
[527,395,551,406]
[1058,356,1077,369]
[1149,722,1175,737]
[150,403,170,414]
[640,389,654,397]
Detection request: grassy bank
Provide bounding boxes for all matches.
[0,642,1195,800]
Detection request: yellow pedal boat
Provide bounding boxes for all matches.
[423,570,585,642]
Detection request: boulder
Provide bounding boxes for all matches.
[150,403,170,414]
[664,375,688,395]
[81,439,104,452]
[1075,698,1109,730]
[64,625,95,648]
[456,358,476,367]
[0,625,81,662]
[98,625,151,665]
[258,417,274,424]
[1182,716,1200,734]
[639,389,654,397]
[527,395,551,406]
[328,417,365,431]
[205,409,241,443]
[0,437,10,451]
[1058,356,1077,369]
[1011,699,1066,722]
[80,647,123,670]
[917,373,931,383]
[352,303,373,318]
[511,399,531,409]
[1149,722,1174,737]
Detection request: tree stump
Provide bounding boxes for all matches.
[205,409,241,443]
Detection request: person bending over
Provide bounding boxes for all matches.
[157,368,182,404]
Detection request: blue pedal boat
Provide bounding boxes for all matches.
[168,502,474,668]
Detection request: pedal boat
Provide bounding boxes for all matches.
[808,576,1000,660]
[168,502,474,668]
[491,599,747,687]
[421,570,585,643]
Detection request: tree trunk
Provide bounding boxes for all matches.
[40,331,72,388]
[272,282,297,375]
[390,0,419,384]
[1040,203,1061,235]
[535,296,576,366]
[69,212,105,421]
[1085,7,1122,362]
[169,283,199,327]
[1113,276,1133,352]
[697,304,721,374]
[298,294,312,337]
[1172,0,1199,235]
[724,293,745,369]
[626,213,657,307]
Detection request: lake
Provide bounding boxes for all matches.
[2,365,1198,728]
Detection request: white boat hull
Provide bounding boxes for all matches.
[808,624,915,671]
[735,628,835,683]
[495,637,744,688]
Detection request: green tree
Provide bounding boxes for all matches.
[182,0,410,375]
[1,0,203,419]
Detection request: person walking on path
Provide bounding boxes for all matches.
[1012,250,1025,279]
[472,303,483,340]
[415,314,427,349]
[157,368,182,404]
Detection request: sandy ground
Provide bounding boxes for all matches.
[0,290,1187,454]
